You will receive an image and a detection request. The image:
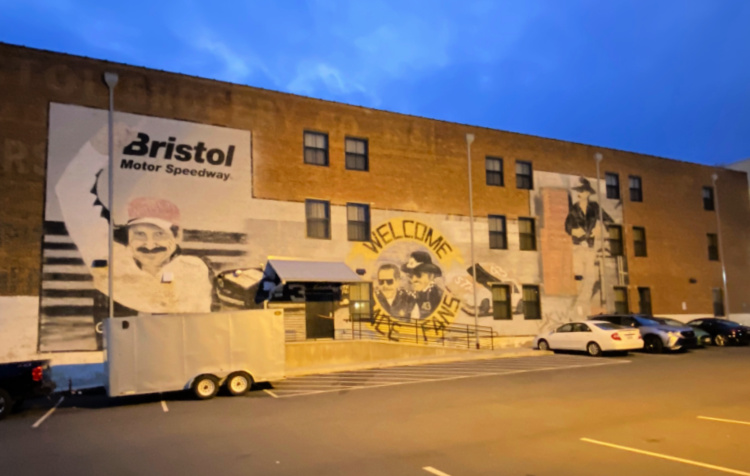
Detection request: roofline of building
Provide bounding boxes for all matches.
[2,41,747,175]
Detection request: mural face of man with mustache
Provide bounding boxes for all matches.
[126,197,181,277]
[128,223,178,275]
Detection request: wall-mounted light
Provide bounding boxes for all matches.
[689,278,698,284]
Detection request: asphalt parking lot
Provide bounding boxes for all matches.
[1,346,749,476]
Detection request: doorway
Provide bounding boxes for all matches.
[305,289,335,339]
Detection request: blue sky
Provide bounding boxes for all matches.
[1,0,749,165]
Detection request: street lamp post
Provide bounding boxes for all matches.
[466,133,480,349]
[712,173,730,317]
[595,152,606,311]
[103,72,119,320]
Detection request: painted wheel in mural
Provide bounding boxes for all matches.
[643,335,664,353]
[192,374,219,400]
[714,335,727,347]
[226,371,253,396]
[537,339,550,351]
[0,388,12,420]
[586,342,602,357]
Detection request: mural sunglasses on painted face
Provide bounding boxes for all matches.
[378,279,395,285]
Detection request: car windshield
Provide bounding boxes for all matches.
[593,323,623,331]
[658,318,684,327]
[634,316,662,327]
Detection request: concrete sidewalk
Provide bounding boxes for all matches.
[285,342,549,378]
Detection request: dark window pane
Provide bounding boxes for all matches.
[522,285,541,319]
[516,161,533,190]
[629,176,642,202]
[345,138,368,171]
[638,287,652,315]
[605,173,620,199]
[306,200,330,239]
[608,225,623,256]
[614,287,629,314]
[489,215,507,250]
[703,187,714,211]
[633,227,647,257]
[304,132,328,166]
[707,233,719,261]
[518,218,536,251]
[492,285,511,320]
[347,204,370,241]
[486,157,504,186]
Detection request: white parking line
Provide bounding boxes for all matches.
[275,363,622,398]
[160,400,169,413]
[32,396,64,429]
[698,416,750,426]
[581,438,750,475]
[423,466,452,476]
[263,389,279,398]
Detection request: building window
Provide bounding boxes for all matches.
[347,203,370,242]
[486,157,504,186]
[518,218,536,251]
[492,284,512,320]
[703,187,714,211]
[713,288,724,317]
[614,287,629,314]
[608,225,623,256]
[348,282,372,322]
[633,226,647,257]
[638,287,652,315]
[629,175,643,202]
[345,137,368,171]
[522,285,541,320]
[304,131,328,166]
[707,233,719,261]
[605,173,620,199]
[516,161,533,190]
[305,199,330,239]
[489,215,507,250]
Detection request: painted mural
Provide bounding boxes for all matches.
[41,103,252,351]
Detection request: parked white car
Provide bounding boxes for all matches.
[534,320,643,356]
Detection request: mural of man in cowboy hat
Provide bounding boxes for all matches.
[402,250,444,319]
[564,176,613,247]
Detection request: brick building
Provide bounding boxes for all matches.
[1,43,749,363]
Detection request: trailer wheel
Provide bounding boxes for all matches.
[226,372,253,396]
[192,375,219,400]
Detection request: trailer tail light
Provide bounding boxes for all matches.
[32,366,43,382]
[611,333,622,341]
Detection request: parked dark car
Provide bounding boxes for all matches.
[0,360,55,420]
[589,314,697,353]
[686,318,750,346]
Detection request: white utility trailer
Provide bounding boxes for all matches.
[105,309,285,399]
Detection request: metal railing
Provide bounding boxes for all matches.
[286,317,498,350]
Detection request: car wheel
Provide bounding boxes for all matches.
[0,388,13,420]
[192,374,219,400]
[587,342,602,357]
[537,339,550,351]
[714,334,727,347]
[225,372,253,396]
[644,335,664,353]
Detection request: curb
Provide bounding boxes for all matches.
[285,348,552,378]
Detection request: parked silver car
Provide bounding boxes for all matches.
[588,314,697,353]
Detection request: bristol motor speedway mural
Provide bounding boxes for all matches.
[41,103,625,351]
[40,103,252,351]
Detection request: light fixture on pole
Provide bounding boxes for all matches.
[712,173,730,317]
[594,152,606,310]
[103,71,119,320]
[466,133,480,349]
